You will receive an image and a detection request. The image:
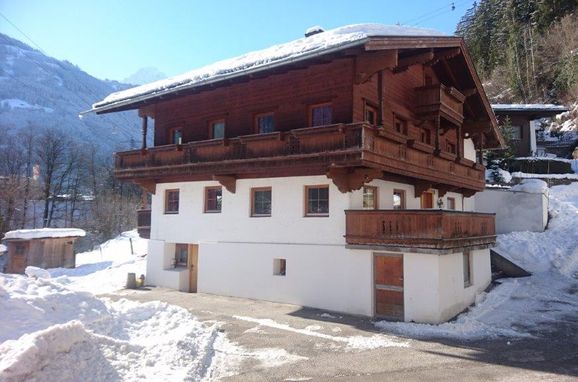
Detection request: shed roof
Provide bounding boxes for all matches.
[3,228,86,241]
[91,24,446,114]
[492,104,568,116]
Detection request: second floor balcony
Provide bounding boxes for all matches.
[115,123,485,193]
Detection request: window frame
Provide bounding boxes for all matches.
[209,119,226,139]
[169,127,183,145]
[392,189,406,210]
[304,185,330,217]
[463,251,472,287]
[362,186,379,210]
[251,187,272,217]
[164,189,180,214]
[309,102,333,127]
[255,112,275,134]
[273,258,287,276]
[174,243,188,268]
[204,186,223,213]
[364,103,378,126]
[393,114,408,135]
[447,197,456,210]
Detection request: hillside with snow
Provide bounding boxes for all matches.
[0,33,142,156]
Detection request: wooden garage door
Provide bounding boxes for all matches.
[374,253,404,321]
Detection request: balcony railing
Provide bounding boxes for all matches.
[415,84,465,126]
[137,209,151,239]
[115,123,485,192]
[345,209,496,250]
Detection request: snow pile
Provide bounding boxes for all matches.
[48,230,147,294]
[511,171,578,180]
[3,228,85,240]
[0,244,6,253]
[510,179,548,194]
[0,274,305,381]
[94,24,444,111]
[485,167,512,183]
[549,102,577,133]
[25,266,51,279]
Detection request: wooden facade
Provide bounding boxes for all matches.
[4,236,78,274]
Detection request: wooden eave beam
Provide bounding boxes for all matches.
[326,166,382,193]
[394,50,434,73]
[212,175,237,193]
[355,50,398,84]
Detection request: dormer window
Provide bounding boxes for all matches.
[210,120,225,139]
[256,113,275,134]
[310,103,332,127]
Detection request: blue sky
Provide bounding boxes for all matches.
[0,0,475,82]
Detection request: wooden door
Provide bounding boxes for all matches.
[421,191,434,209]
[374,253,404,321]
[188,244,198,293]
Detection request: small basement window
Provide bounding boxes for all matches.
[273,258,286,276]
[164,189,180,214]
[175,244,188,267]
[463,251,472,287]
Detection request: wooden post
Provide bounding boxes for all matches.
[377,70,384,126]
[477,133,485,164]
[456,125,462,159]
[141,116,148,150]
[434,116,441,154]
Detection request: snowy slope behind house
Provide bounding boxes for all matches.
[0,33,142,156]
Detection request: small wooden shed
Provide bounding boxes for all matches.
[2,228,86,274]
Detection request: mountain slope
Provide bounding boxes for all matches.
[0,33,142,155]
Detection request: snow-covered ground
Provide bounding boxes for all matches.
[376,183,578,339]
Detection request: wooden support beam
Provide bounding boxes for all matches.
[355,50,398,84]
[213,175,237,193]
[326,166,382,193]
[462,88,478,97]
[135,180,156,195]
[141,116,148,150]
[394,50,434,73]
[377,70,384,125]
[413,181,432,198]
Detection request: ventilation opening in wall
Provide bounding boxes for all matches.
[273,258,286,276]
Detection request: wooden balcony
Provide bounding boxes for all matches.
[137,209,151,239]
[345,209,496,252]
[415,84,465,126]
[114,123,485,193]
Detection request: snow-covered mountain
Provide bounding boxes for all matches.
[0,33,142,156]
[123,66,166,85]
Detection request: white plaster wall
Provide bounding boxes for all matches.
[464,138,477,162]
[146,239,189,291]
[151,176,350,245]
[404,249,491,323]
[475,188,548,233]
[198,242,373,316]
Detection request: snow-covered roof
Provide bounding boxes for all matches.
[92,24,446,113]
[492,104,568,113]
[3,228,86,241]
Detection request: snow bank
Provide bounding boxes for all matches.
[485,167,512,183]
[0,274,305,381]
[511,171,578,180]
[48,230,147,294]
[510,179,548,194]
[3,228,85,240]
[25,266,51,279]
[93,24,444,111]
[0,244,6,253]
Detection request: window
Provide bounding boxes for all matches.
[15,244,25,255]
[305,185,329,216]
[210,120,225,139]
[365,104,378,125]
[447,197,456,210]
[463,251,472,287]
[164,189,179,214]
[273,258,286,276]
[256,113,275,134]
[310,103,332,127]
[508,125,522,141]
[446,141,457,154]
[393,189,406,210]
[204,186,222,213]
[394,115,408,135]
[362,186,378,209]
[170,128,183,144]
[251,187,272,217]
[420,128,431,145]
[175,244,188,267]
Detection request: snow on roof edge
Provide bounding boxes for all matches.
[3,228,86,240]
[492,104,568,112]
[93,23,447,112]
